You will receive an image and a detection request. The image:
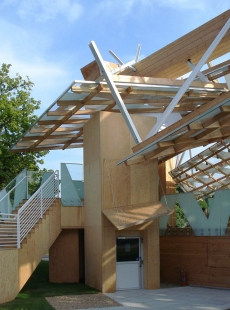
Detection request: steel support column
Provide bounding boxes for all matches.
[89,41,142,144]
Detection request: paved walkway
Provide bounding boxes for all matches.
[104,287,230,310]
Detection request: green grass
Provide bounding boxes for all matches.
[0,261,98,310]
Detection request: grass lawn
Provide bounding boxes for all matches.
[0,260,98,310]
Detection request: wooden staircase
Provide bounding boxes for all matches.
[0,198,61,304]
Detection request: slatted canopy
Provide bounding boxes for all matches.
[11,10,230,164]
[169,138,230,199]
[11,77,228,153]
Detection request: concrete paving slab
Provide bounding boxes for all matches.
[102,287,230,310]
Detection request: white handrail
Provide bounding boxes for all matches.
[0,170,59,249]
[18,171,58,215]
[16,170,59,248]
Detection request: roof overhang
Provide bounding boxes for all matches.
[11,77,228,153]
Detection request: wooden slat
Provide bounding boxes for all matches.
[62,130,83,150]
[28,90,100,151]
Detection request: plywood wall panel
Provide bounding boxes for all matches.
[102,222,116,292]
[49,199,62,244]
[84,111,103,292]
[18,199,61,290]
[61,206,84,228]
[84,226,103,290]
[143,220,160,289]
[84,112,101,167]
[130,160,158,205]
[49,229,79,283]
[103,160,131,210]
[0,249,19,304]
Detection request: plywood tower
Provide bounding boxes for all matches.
[84,111,160,292]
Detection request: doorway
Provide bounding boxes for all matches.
[116,237,142,290]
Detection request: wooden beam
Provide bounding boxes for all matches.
[173,130,199,144]
[22,133,80,140]
[62,130,83,150]
[125,155,146,166]
[112,75,226,90]
[37,118,88,125]
[187,122,203,130]
[221,106,230,112]
[80,60,119,81]
[157,141,175,148]
[144,146,175,160]
[208,67,230,81]
[194,128,220,141]
[120,10,230,78]
[201,111,229,127]
[202,59,230,75]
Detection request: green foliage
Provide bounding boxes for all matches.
[0,64,48,189]
[198,199,208,210]
[0,261,98,310]
[28,169,53,197]
[175,202,188,228]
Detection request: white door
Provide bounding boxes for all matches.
[116,237,142,290]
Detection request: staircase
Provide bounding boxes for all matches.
[0,200,28,248]
[0,171,62,304]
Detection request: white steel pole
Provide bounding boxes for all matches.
[8,195,10,215]
[89,41,142,144]
[40,189,43,218]
[56,171,59,198]
[17,215,20,248]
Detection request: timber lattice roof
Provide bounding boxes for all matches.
[11,10,230,170]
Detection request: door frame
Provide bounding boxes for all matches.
[116,236,143,290]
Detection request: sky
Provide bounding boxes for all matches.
[0,0,229,173]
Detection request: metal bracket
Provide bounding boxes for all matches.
[109,44,141,74]
[187,60,209,82]
[146,17,230,139]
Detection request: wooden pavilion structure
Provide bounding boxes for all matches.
[11,10,230,291]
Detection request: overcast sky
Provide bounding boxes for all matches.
[0,0,229,173]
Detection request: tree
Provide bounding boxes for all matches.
[0,63,48,189]
[175,202,189,227]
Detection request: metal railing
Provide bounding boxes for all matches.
[0,171,59,248]
[17,171,59,248]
